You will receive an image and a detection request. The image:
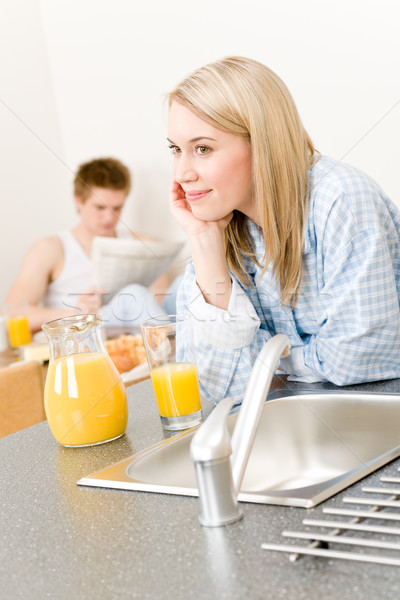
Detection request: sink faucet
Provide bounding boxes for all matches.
[190,334,290,527]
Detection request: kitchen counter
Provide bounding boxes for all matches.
[1,376,400,599]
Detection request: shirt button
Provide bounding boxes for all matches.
[223,313,231,323]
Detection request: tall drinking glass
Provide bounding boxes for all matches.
[4,301,32,348]
[140,314,202,431]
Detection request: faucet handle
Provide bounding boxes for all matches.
[190,397,242,527]
[190,396,235,462]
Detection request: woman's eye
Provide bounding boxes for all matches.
[196,146,210,155]
[168,145,181,155]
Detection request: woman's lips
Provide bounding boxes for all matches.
[185,190,211,202]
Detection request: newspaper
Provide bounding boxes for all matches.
[91,236,184,296]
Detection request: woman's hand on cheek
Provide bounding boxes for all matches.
[169,179,232,238]
[169,179,202,234]
[169,179,232,309]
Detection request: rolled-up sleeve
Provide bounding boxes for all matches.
[177,264,272,403]
[187,276,260,349]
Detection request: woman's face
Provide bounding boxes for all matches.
[168,102,256,222]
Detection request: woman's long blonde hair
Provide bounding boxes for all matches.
[168,56,316,306]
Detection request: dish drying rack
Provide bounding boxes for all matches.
[262,466,400,567]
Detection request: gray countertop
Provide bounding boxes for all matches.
[2,376,400,599]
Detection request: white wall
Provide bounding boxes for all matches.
[0,0,74,305]
[1,0,399,305]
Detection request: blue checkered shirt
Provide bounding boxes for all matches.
[177,155,400,404]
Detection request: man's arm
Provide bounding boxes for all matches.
[5,237,79,333]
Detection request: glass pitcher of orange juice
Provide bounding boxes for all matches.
[42,314,128,447]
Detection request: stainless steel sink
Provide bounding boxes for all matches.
[78,390,400,507]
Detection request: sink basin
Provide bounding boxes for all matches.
[78,390,400,507]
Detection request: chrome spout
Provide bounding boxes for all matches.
[190,334,290,527]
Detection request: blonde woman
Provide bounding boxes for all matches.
[167,56,400,404]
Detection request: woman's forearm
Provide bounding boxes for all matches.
[188,227,232,310]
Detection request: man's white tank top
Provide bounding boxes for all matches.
[42,229,131,310]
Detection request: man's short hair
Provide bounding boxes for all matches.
[74,157,131,201]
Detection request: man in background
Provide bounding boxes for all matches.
[6,157,168,332]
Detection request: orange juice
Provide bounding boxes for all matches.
[7,315,32,347]
[44,352,127,446]
[150,362,201,418]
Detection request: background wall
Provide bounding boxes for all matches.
[1,0,399,305]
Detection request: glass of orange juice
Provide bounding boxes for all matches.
[140,314,202,431]
[42,314,128,447]
[4,301,32,348]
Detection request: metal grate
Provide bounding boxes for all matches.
[262,467,400,567]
